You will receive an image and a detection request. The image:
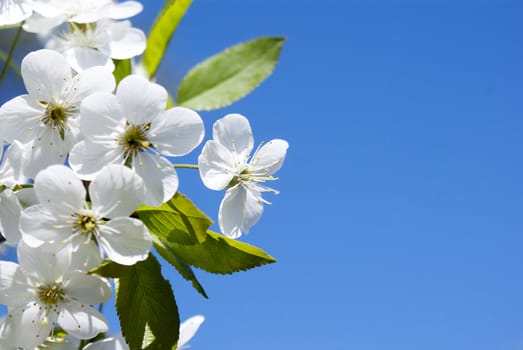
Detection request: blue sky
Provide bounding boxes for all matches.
[2,1,523,349]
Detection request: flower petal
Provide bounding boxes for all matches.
[66,66,116,104]
[59,300,108,339]
[1,302,56,349]
[0,94,43,144]
[18,240,72,283]
[0,141,27,187]
[116,75,167,125]
[33,165,85,214]
[0,261,31,307]
[212,114,254,159]
[21,49,72,102]
[22,130,72,178]
[133,152,178,206]
[90,164,145,218]
[97,218,152,265]
[0,190,23,243]
[249,139,289,176]
[63,270,111,305]
[178,315,205,348]
[219,186,264,239]
[109,23,146,59]
[19,205,70,246]
[0,0,33,26]
[107,1,143,19]
[149,107,204,157]
[65,46,114,72]
[198,140,236,191]
[23,13,65,33]
[69,140,125,181]
[83,336,129,350]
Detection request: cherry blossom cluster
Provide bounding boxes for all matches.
[0,0,288,348]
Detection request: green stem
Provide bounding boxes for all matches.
[173,163,199,169]
[0,23,23,87]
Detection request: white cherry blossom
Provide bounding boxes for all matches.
[24,0,142,33]
[46,19,146,72]
[0,242,111,349]
[198,114,288,238]
[0,0,33,26]
[69,75,205,206]
[20,164,152,265]
[0,49,115,178]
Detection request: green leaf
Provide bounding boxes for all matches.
[137,192,211,245]
[117,254,179,350]
[142,0,193,78]
[162,230,276,274]
[177,36,285,111]
[89,259,130,278]
[112,59,132,85]
[153,236,208,298]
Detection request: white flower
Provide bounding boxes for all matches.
[69,75,205,206]
[0,49,115,178]
[0,242,111,349]
[20,164,152,265]
[198,114,288,238]
[83,315,205,350]
[24,0,142,33]
[0,0,33,26]
[46,19,146,72]
[0,141,27,243]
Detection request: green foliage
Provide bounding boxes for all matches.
[177,37,285,111]
[116,254,180,350]
[89,259,130,278]
[137,192,211,245]
[112,59,132,85]
[154,236,208,298]
[160,230,276,275]
[142,0,193,78]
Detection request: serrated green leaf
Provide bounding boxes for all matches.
[113,59,132,85]
[163,230,276,274]
[153,236,208,298]
[142,0,193,78]
[89,259,130,278]
[177,36,285,111]
[117,254,179,350]
[137,192,211,245]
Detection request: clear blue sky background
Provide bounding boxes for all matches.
[2,1,523,349]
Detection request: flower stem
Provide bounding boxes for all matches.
[173,163,199,170]
[0,23,23,87]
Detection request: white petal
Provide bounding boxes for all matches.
[0,0,33,26]
[34,165,85,214]
[0,190,23,243]
[68,237,102,272]
[219,186,264,239]
[20,205,71,246]
[65,47,113,73]
[110,25,146,59]
[97,218,152,265]
[17,240,72,283]
[198,140,236,191]
[116,75,167,125]
[149,107,204,157]
[23,13,65,33]
[63,271,111,305]
[0,141,27,186]
[133,153,178,206]
[31,0,68,18]
[66,66,116,104]
[69,141,125,181]
[178,315,205,348]
[0,261,31,307]
[0,94,43,144]
[21,49,72,102]
[107,1,143,19]
[22,130,72,178]
[59,300,108,339]
[79,92,124,135]
[1,302,56,349]
[83,336,129,350]
[213,114,254,159]
[90,164,145,218]
[249,139,289,176]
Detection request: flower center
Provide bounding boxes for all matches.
[38,283,65,305]
[119,123,151,159]
[73,212,98,235]
[41,102,69,140]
